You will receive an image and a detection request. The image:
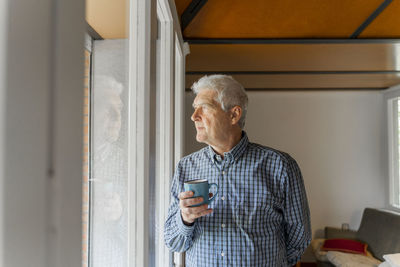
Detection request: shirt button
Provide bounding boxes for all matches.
[221,224,226,228]
[221,252,225,257]
[222,171,225,175]
[221,196,225,200]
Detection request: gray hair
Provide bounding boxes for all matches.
[191,74,248,128]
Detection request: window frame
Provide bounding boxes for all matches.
[156,1,187,266]
[172,33,190,267]
[155,1,174,265]
[127,0,154,266]
[83,33,93,267]
[385,85,400,211]
[128,0,187,266]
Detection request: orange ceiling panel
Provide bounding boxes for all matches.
[178,0,395,39]
[175,0,192,17]
[360,0,400,38]
[86,0,127,39]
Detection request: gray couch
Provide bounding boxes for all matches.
[315,208,400,267]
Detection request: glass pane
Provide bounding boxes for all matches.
[90,40,128,267]
[85,0,129,265]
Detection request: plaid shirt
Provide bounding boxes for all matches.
[164,132,311,266]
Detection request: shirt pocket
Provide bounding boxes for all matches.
[233,199,265,231]
[233,197,282,235]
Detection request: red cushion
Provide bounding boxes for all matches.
[321,239,368,255]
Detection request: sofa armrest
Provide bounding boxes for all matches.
[325,227,357,240]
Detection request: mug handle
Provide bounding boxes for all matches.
[208,183,218,203]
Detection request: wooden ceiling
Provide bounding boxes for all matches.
[176,0,400,39]
[185,43,400,89]
[86,0,400,89]
[177,0,400,89]
[86,0,126,39]
[86,0,400,40]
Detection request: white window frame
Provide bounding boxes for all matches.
[128,0,187,266]
[156,1,188,267]
[173,34,190,267]
[127,0,153,266]
[384,84,400,211]
[174,35,190,167]
[155,1,174,266]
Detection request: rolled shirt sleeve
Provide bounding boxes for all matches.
[282,156,312,265]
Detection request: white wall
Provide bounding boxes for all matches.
[185,90,386,237]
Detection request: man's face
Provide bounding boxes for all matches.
[191,89,232,146]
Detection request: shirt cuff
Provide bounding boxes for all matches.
[176,212,196,237]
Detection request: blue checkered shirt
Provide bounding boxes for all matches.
[164,132,311,266]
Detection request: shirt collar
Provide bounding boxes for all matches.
[207,131,249,163]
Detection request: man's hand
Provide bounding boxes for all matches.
[179,191,213,225]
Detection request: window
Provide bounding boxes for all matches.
[388,96,400,208]
[83,1,187,266]
[90,40,129,267]
[82,34,92,267]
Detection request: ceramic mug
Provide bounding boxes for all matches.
[184,179,218,207]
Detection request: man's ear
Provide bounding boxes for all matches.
[230,106,242,125]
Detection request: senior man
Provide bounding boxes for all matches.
[164,75,311,266]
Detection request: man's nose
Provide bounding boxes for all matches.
[191,109,199,121]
